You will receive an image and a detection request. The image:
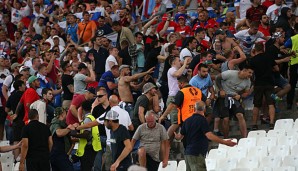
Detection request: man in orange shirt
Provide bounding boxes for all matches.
[77,11,97,44]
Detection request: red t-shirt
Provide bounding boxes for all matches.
[262,0,274,8]
[43,62,58,84]
[259,25,270,37]
[20,88,40,124]
[176,25,191,47]
[66,94,86,125]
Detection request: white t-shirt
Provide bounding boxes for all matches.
[105,55,118,72]
[234,0,252,19]
[167,67,180,96]
[179,48,192,61]
[96,106,132,145]
[3,74,14,96]
[266,4,288,24]
[30,99,47,124]
[33,23,44,35]
[234,29,264,54]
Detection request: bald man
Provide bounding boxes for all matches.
[175,101,236,171]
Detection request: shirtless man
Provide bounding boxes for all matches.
[216,29,239,51]
[118,65,155,117]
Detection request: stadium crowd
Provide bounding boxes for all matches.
[0,0,297,170]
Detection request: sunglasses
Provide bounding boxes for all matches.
[97,94,106,98]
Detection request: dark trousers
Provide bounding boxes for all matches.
[80,145,97,171]
[146,154,159,171]
[26,158,51,171]
[51,153,74,171]
[287,64,298,105]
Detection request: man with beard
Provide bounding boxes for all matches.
[30,88,54,124]
[246,0,267,26]
[97,16,113,36]
[258,15,270,37]
[214,29,239,52]
[118,65,154,117]
[105,110,132,171]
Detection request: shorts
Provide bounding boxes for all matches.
[215,97,245,119]
[253,86,275,108]
[0,107,7,124]
[274,74,288,88]
[166,96,178,124]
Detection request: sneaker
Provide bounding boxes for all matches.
[213,131,223,136]
[252,125,258,130]
[271,94,282,102]
[269,123,274,130]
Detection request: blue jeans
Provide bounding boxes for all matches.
[5,119,13,143]
[94,150,103,171]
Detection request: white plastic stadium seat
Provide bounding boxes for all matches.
[177,160,186,171]
[205,158,217,171]
[282,155,298,168]
[206,148,227,159]
[278,135,298,148]
[260,156,282,168]
[1,162,13,171]
[286,129,298,136]
[216,158,238,170]
[231,168,250,171]
[247,146,268,159]
[226,147,247,160]
[237,137,257,148]
[267,129,286,137]
[268,145,290,160]
[237,157,259,169]
[274,119,294,130]
[14,162,20,171]
[0,153,14,163]
[158,160,177,171]
[291,144,298,155]
[293,118,298,129]
[248,130,266,138]
[273,166,295,171]
[252,167,273,171]
[257,137,277,150]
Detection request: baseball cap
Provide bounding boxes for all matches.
[178,16,185,20]
[119,65,131,71]
[162,13,168,21]
[11,63,21,70]
[28,75,38,84]
[142,82,156,94]
[272,32,282,39]
[43,41,51,46]
[19,66,29,73]
[78,62,88,70]
[53,35,60,39]
[215,29,225,35]
[105,110,119,120]
[86,87,96,95]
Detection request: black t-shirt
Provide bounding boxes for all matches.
[180,114,210,156]
[50,132,66,156]
[21,120,51,160]
[96,24,113,36]
[86,48,109,76]
[118,47,132,66]
[144,46,161,71]
[61,74,74,100]
[6,90,23,114]
[92,105,111,136]
[250,52,276,86]
[132,94,149,128]
[110,125,132,168]
[265,44,282,77]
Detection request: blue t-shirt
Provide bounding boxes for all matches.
[66,23,78,43]
[98,71,115,97]
[189,74,213,96]
[181,114,210,156]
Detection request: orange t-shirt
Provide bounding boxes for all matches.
[77,20,97,43]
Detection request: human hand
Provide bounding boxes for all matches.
[283,57,291,63]
[225,139,237,147]
[146,67,155,74]
[158,115,165,123]
[110,161,119,171]
[219,90,226,98]
[234,94,241,101]
[67,124,75,130]
[162,160,168,168]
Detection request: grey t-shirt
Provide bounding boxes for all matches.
[221,70,251,95]
[132,123,169,161]
[74,73,87,94]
